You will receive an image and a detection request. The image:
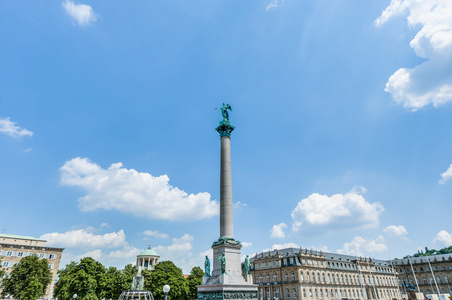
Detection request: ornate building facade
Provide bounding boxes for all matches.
[390,254,452,297]
[0,233,64,299]
[249,248,400,300]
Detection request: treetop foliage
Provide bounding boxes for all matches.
[0,254,52,300]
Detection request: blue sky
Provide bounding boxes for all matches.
[1,0,452,273]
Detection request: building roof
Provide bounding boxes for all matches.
[250,247,391,267]
[390,253,452,265]
[138,245,159,257]
[0,233,46,242]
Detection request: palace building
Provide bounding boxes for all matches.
[390,254,452,297]
[249,247,400,300]
[0,233,64,299]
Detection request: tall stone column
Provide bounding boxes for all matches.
[220,135,233,238]
[198,104,257,300]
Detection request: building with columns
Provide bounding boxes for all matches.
[136,245,159,270]
[249,247,400,300]
[390,254,452,297]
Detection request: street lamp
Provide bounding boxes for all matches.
[73,294,77,300]
[163,285,170,300]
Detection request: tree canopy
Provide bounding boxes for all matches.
[0,255,52,300]
[187,266,204,300]
[412,246,452,257]
[143,261,188,300]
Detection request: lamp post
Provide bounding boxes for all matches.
[163,285,170,300]
[73,294,77,300]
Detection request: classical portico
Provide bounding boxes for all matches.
[136,245,159,270]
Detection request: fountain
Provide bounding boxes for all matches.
[118,267,154,300]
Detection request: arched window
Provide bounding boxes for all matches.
[285,272,288,283]
[323,273,326,283]
[274,272,278,284]
[300,272,304,282]
[303,289,306,298]
[337,274,340,284]
[266,273,270,283]
[267,289,270,300]
[275,289,279,300]
[317,273,321,283]
[293,288,297,298]
[287,289,290,298]
[445,275,449,284]
[312,272,315,283]
[328,273,331,283]
[259,274,263,284]
[291,272,295,282]
[307,273,310,282]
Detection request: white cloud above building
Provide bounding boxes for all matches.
[337,236,387,256]
[270,222,288,238]
[291,189,383,234]
[40,228,127,248]
[0,117,33,138]
[376,0,452,110]
[59,157,219,221]
[63,0,97,26]
[433,230,452,246]
[383,225,408,238]
[143,230,169,239]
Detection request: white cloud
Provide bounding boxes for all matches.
[270,223,287,239]
[337,236,388,256]
[77,249,104,260]
[383,225,408,238]
[266,0,284,11]
[0,117,33,138]
[107,245,141,260]
[60,157,219,221]
[40,228,126,248]
[439,164,452,184]
[242,242,253,248]
[63,0,97,26]
[433,230,452,246]
[153,234,195,274]
[291,189,384,233]
[376,0,452,110]
[143,230,169,239]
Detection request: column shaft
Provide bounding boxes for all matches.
[220,136,233,238]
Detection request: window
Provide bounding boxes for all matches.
[39,253,45,258]
[275,289,279,299]
[267,290,270,300]
[259,274,263,284]
[445,276,449,284]
[274,273,278,284]
[273,261,276,266]
[441,266,445,271]
[317,273,321,283]
[49,254,56,259]
[266,273,270,284]
[309,289,312,298]
[307,273,310,282]
[312,272,315,283]
[286,289,290,298]
[266,262,269,267]
[437,276,442,284]
[433,266,438,271]
[2,261,8,267]
[6,251,13,256]
[17,252,24,257]
[290,258,293,264]
[328,274,331,283]
[300,272,304,282]
[285,273,288,283]
[420,267,424,272]
[293,289,297,298]
[291,272,295,282]
[303,289,306,298]
[320,289,324,298]
[323,273,326,283]
[314,289,318,298]
[49,264,54,270]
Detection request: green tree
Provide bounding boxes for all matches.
[0,255,52,300]
[143,261,188,300]
[187,266,204,300]
[54,257,107,300]
[0,258,6,279]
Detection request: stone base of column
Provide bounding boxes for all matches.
[198,240,257,300]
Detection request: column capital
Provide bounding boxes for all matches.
[216,120,235,138]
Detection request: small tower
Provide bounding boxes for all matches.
[136,245,159,270]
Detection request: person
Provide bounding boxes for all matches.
[204,255,211,277]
